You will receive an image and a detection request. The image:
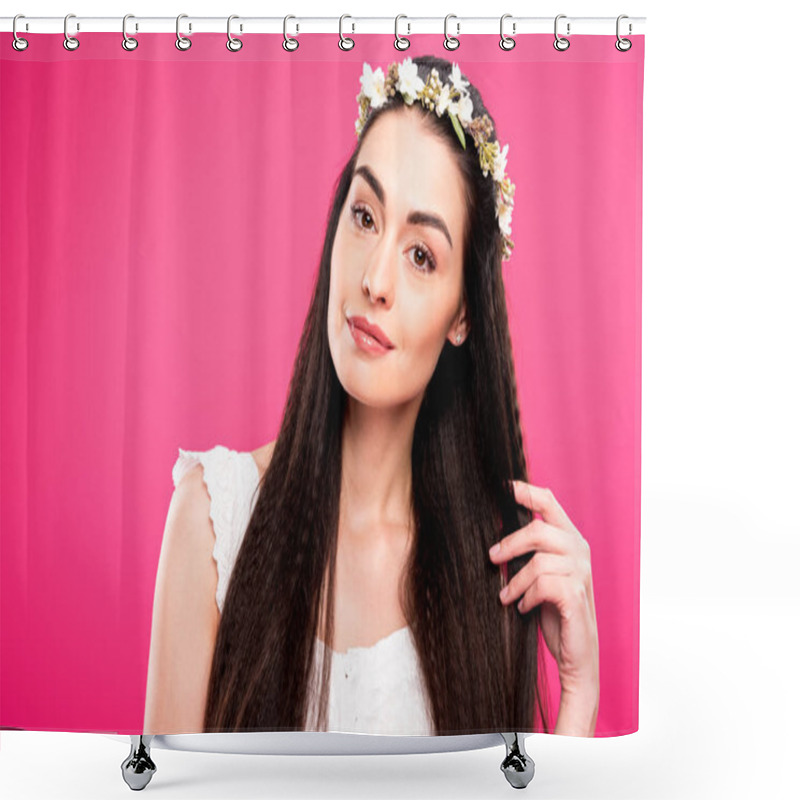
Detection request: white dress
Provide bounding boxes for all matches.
[172,444,435,736]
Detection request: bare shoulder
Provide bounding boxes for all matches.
[250,439,277,483]
[144,463,218,734]
[167,464,218,563]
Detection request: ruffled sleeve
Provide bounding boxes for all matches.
[172,445,254,614]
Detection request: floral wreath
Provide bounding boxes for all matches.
[355,58,516,263]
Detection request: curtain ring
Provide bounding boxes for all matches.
[339,15,355,50]
[227,15,243,52]
[122,14,139,51]
[554,14,570,51]
[176,14,191,51]
[394,15,410,51]
[615,14,632,52]
[444,14,460,51]
[12,14,29,52]
[63,13,80,51]
[499,14,516,51]
[283,15,299,51]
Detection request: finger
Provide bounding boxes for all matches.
[499,552,574,606]
[517,572,586,614]
[489,517,572,563]
[508,479,576,532]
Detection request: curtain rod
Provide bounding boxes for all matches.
[2,16,646,36]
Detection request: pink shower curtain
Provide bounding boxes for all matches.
[1,30,644,736]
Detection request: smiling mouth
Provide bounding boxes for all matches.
[347,316,395,355]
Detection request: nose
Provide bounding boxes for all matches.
[361,235,395,307]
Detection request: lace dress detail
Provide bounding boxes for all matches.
[171,444,435,736]
[172,445,260,614]
[305,626,435,735]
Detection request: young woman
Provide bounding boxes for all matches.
[144,55,599,738]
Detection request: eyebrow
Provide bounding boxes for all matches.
[354,165,453,250]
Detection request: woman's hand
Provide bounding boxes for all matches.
[489,479,599,734]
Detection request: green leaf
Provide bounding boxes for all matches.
[449,110,466,149]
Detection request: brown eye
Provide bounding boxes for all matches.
[351,204,374,230]
[409,242,437,273]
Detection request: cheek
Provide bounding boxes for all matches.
[327,233,360,352]
[400,296,453,364]
[329,227,351,300]
[330,226,359,293]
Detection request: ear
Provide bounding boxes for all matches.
[448,304,470,347]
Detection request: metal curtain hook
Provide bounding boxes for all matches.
[395,14,410,51]
[339,14,355,50]
[283,15,299,51]
[444,14,460,51]
[499,13,516,51]
[227,15,243,52]
[554,14,571,51]
[12,14,29,51]
[64,13,80,51]
[122,14,139,51]
[616,14,632,51]
[176,13,191,51]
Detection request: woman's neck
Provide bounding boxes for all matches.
[339,394,421,539]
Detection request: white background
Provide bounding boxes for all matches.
[1,1,798,798]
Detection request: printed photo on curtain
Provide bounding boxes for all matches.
[1,29,643,741]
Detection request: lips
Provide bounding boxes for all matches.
[348,315,395,349]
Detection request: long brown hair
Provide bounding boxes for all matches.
[203,55,552,735]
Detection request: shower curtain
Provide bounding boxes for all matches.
[1,27,644,739]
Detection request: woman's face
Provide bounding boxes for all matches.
[328,106,469,409]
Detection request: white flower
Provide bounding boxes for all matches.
[455,93,474,127]
[450,64,470,95]
[435,87,453,117]
[360,63,387,109]
[493,143,509,182]
[497,202,513,237]
[397,58,425,104]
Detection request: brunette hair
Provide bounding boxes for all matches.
[203,55,551,735]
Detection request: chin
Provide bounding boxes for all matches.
[340,368,387,406]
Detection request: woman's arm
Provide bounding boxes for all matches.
[489,480,601,737]
[143,465,220,735]
[554,685,599,736]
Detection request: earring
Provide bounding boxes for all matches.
[455,333,462,344]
